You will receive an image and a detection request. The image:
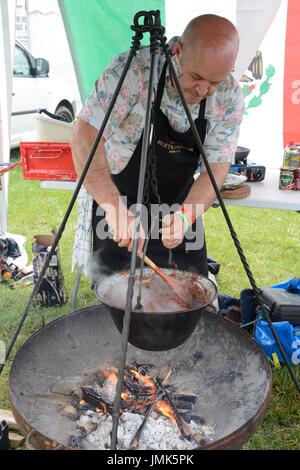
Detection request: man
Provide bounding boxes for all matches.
[71,14,244,277]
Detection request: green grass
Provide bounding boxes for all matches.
[0,150,300,449]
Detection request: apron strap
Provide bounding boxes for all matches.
[155,60,168,108]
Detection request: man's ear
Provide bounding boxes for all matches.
[172,41,182,57]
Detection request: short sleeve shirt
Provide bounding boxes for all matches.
[79,45,244,174]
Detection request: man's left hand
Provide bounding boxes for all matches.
[160,213,186,249]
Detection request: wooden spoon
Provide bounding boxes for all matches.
[139,254,189,309]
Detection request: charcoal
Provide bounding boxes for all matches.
[68,435,83,449]
[70,393,80,408]
[78,402,93,412]
[131,362,155,373]
[124,378,141,393]
[82,387,112,412]
[173,399,193,411]
[172,393,197,404]
[179,411,204,425]
[191,415,205,425]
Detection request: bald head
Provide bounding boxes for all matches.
[171,15,239,104]
[181,14,239,61]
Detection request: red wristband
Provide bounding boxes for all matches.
[179,206,196,225]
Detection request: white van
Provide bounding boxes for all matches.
[11,41,78,148]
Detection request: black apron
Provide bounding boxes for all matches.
[92,61,208,276]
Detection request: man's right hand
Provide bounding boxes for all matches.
[72,121,146,255]
[104,199,146,254]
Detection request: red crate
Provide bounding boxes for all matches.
[20,142,77,181]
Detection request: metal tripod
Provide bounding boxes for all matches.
[0,10,299,451]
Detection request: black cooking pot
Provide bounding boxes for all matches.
[95,268,217,351]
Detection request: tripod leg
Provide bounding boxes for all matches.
[163,44,300,395]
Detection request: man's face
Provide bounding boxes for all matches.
[172,41,235,105]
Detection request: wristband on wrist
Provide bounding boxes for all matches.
[179,206,196,225]
[176,211,189,233]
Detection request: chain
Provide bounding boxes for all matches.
[143,112,161,206]
[143,114,176,267]
[148,120,161,205]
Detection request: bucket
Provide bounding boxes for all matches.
[34,113,74,142]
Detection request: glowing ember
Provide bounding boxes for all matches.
[156,400,177,425]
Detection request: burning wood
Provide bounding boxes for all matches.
[153,377,205,448]
[65,363,213,450]
[81,387,111,414]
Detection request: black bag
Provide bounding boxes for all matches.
[260,287,300,326]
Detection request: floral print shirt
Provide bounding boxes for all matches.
[79,45,244,173]
[73,44,244,274]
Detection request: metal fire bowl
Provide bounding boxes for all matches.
[9,305,272,450]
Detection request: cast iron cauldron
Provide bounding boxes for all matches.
[95,268,217,351]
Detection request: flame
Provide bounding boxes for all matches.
[101,365,176,425]
[129,369,157,395]
[156,400,177,425]
[121,389,133,404]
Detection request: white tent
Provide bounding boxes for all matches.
[0,0,15,234]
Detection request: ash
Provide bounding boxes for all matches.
[77,411,214,450]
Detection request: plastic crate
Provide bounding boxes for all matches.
[20,142,77,181]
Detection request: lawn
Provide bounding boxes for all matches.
[0,151,299,449]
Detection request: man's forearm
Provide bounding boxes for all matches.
[183,162,230,217]
[71,118,120,207]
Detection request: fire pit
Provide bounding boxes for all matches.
[9,304,272,450]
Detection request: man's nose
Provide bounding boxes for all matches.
[195,81,216,97]
[195,80,210,96]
